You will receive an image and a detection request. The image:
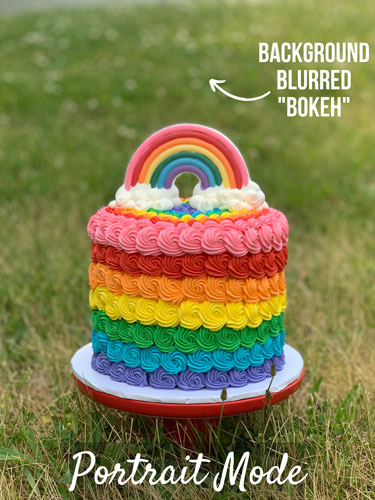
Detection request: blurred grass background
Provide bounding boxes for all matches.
[0,0,374,498]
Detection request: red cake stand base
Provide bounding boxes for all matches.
[72,344,304,449]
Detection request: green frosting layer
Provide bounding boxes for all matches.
[91,310,284,354]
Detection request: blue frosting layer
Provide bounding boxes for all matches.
[91,329,285,374]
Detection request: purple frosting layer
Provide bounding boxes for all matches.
[171,203,197,214]
[91,351,285,390]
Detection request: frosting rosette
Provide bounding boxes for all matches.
[149,367,178,389]
[87,124,290,391]
[178,369,205,390]
[109,362,127,383]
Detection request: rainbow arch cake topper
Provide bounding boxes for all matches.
[125,123,249,190]
[110,124,267,213]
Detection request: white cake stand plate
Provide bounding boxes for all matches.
[72,343,304,416]
[72,343,304,447]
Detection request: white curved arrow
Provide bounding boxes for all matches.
[209,79,271,102]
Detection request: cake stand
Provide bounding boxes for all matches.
[71,344,304,448]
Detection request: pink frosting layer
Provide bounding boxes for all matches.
[87,208,289,257]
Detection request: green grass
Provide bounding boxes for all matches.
[0,0,374,498]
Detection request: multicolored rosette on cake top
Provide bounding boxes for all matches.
[87,124,288,390]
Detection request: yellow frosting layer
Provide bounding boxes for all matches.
[89,286,287,331]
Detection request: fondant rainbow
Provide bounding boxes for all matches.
[125,124,250,190]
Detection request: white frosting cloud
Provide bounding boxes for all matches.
[109,181,267,212]
[189,182,267,212]
[109,184,181,211]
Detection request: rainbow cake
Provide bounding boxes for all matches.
[87,124,288,390]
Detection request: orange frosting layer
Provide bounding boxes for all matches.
[89,262,286,305]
